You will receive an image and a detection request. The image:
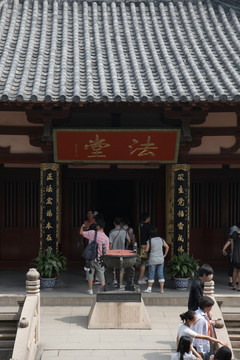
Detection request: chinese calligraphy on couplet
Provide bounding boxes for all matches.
[174,170,189,255]
[40,164,60,252]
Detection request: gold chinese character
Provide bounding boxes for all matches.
[46,197,53,205]
[84,134,110,158]
[46,210,53,217]
[178,234,184,242]
[128,136,158,157]
[46,234,52,242]
[177,173,185,181]
[47,246,53,252]
[47,172,53,181]
[178,185,184,194]
[177,197,185,206]
[45,222,53,230]
[177,210,184,217]
[177,245,184,254]
[46,185,53,193]
[177,222,184,230]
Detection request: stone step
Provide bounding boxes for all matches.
[0,313,19,321]
[0,321,17,327]
[0,294,237,307]
[0,340,14,348]
[0,349,13,360]
[233,348,240,359]
[224,320,240,328]
[227,327,240,334]
[0,293,189,306]
[0,333,15,341]
[222,313,240,321]
[231,341,240,348]
[215,295,240,307]
[229,334,240,341]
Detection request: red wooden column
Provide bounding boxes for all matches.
[165,164,190,256]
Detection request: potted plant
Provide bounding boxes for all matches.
[167,252,199,290]
[33,248,67,289]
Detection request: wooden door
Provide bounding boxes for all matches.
[0,169,40,268]
[190,169,240,268]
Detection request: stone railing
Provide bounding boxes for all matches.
[10,268,40,360]
[204,280,234,358]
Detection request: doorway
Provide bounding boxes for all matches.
[62,169,161,267]
[95,180,134,235]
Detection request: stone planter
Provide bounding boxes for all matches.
[40,277,56,290]
[174,277,189,290]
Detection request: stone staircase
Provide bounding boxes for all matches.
[0,303,23,360]
[0,317,18,359]
[221,307,240,359]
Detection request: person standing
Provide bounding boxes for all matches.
[188,264,214,311]
[109,217,130,287]
[80,218,109,295]
[230,224,240,291]
[133,212,151,284]
[191,296,214,359]
[122,218,134,250]
[143,226,169,293]
[222,225,238,286]
[83,210,96,230]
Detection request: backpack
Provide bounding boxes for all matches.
[82,231,98,262]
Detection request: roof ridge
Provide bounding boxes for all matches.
[4,0,204,5]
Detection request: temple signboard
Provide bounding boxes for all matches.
[53,129,180,163]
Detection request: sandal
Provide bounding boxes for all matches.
[228,282,234,286]
[232,287,236,291]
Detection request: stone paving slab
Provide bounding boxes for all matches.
[36,305,184,360]
[40,350,171,360]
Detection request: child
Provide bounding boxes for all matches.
[188,264,214,311]
[171,335,202,359]
[210,346,232,360]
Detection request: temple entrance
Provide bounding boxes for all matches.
[62,168,162,268]
[95,180,134,235]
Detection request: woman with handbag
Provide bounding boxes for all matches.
[143,226,169,293]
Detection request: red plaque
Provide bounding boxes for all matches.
[53,129,180,163]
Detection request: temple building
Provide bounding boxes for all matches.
[0,0,240,269]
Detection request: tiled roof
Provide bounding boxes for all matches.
[0,0,240,104]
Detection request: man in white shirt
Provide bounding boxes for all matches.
[191,296,214,358]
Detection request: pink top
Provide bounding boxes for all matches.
[83,230,109,258]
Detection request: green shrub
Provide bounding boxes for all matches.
[167,252,199,279]
[33,248,67,278]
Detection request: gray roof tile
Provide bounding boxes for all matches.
[0,0,240,103]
